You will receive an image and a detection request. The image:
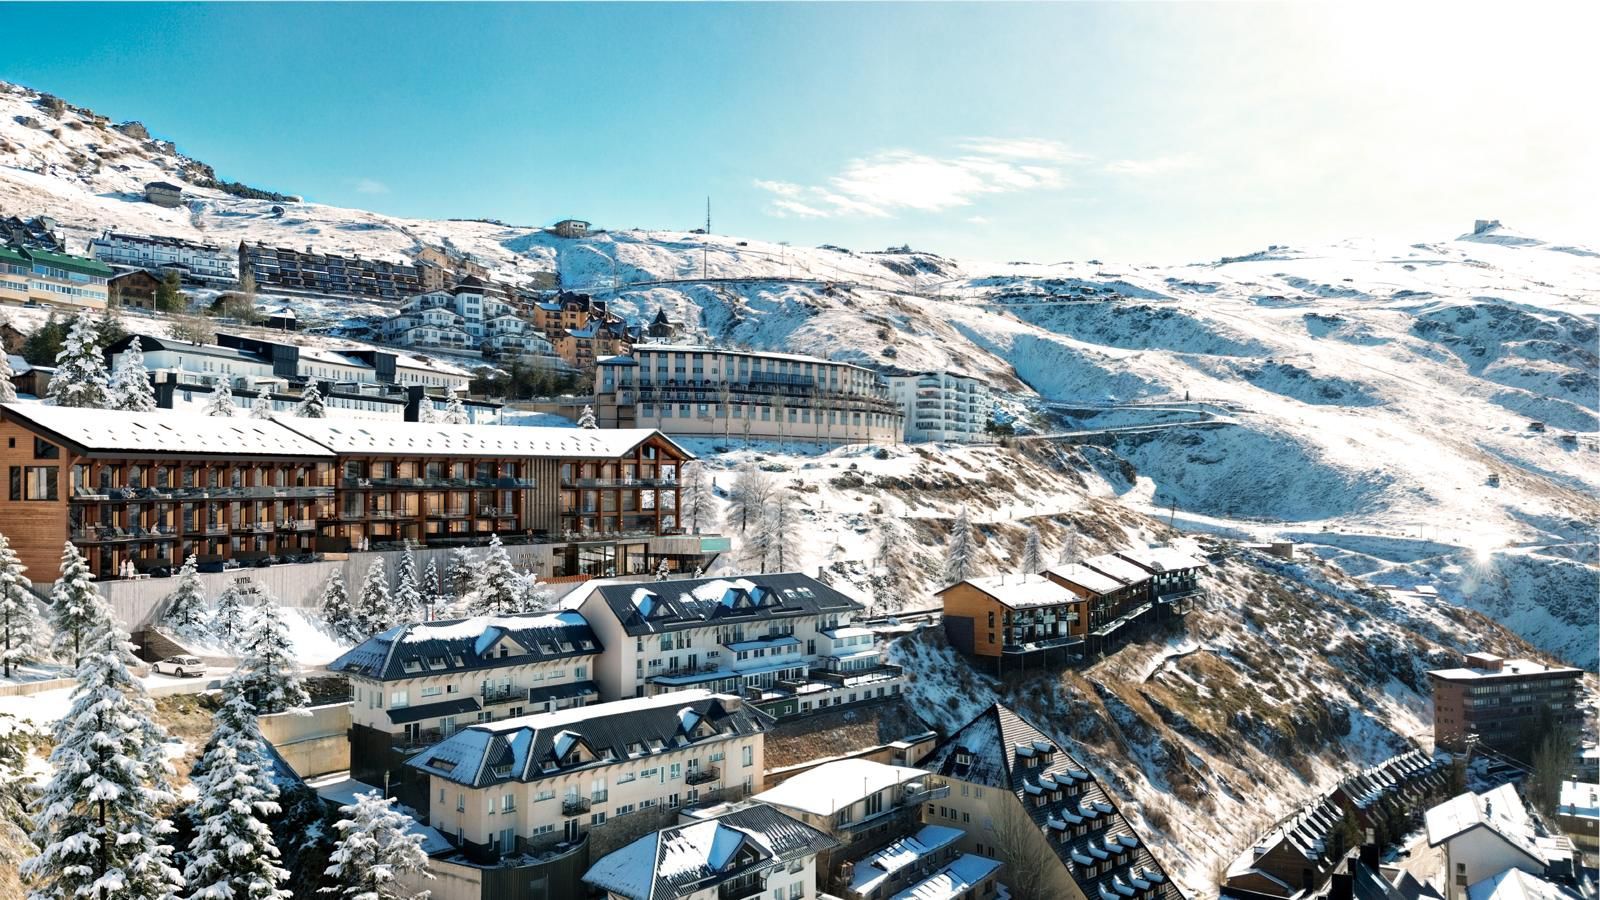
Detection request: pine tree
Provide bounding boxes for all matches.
[153,269,185,313]
[419,559,442,621]
[356,559,392,636]
[943,505,977,586]
[213,576,251,650]
[48,542,102,667]
[875,519,906,574]
[0,351,18,403]
[576,405,597,429]
[1021,525,1043,574]
[250,390,274,419]
[1058,531,1078,566]
[469,535,519,615]
[45,310,110,409]
[514,572,552,614]
[319,571,361,643]
[158,554,208,641]
[295,384,326,418]
[321,791,432,900]
[443,392,468,424]
[0,534,45,679]
[416,399,437,424]
[235,586,310,715]
[392,544,421,624]
[680,461,710,534]
[445,548,476,600]
[109,335,157,412]
[22,587,183,900]
[183,678,291,900]
[204,379,236,417]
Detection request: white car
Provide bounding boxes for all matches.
[152,656,205,677]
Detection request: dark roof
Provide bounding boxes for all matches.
[388,697,482,725]
[922,703,1183,900]
[653,307,670,324]
[408,691,771,788]
[145,181,184,192]
[328,611,601,682]
[582,573,861,637]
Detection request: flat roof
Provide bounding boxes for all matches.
[1044,563,1124,596]
[1429,658,1583,681]
[2,403,333,458]
[752,758,927,817]
[943,574,1079,609]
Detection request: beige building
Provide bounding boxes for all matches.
[595,345,904,446]
[0,245,112,311]
[753,758,950,859]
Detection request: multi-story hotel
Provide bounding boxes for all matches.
[0,244,112,311]
[573,573,906,716]
[0,404,715,582]
[89,230,237,283]
[329,611,603,813]
[237,240,424,301]
[882,369,993,443]
[594,345,904,446]
[1429,652,1585,761]
[404,690,770,899]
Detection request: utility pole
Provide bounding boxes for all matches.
[703,196,711,281]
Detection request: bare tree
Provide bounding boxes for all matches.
[989,797,1057,900]
[724,466,776,534]
[680,461,711,534]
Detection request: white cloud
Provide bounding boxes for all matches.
[1103,154,1198,177]
[353,177,390,195]
[755,137,1079,219]
[967,215,992,225]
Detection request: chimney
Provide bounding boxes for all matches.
[1359,843,1380,868]
[1330,873,1353,900]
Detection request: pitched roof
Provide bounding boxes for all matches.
[328,611,601,681]
[582,803,837,900]
[1044,563,1125,596]
[920,703,1181,900]
[1,403,333,459]
[938,574,1078,609]
[275,418,691,460]
[408,690,770,788]
[1115,545,1209,575]
[1466,868,1585,900]
[752,758,929,818]
[888,854,1003,900]
[1080,554,1151,586]
[581,573,861,636]
[849,824,965,895]
[1425,784,1546,865]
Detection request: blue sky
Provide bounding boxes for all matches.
[3,2,1595,262]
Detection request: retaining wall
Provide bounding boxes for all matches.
[261,701,351,779]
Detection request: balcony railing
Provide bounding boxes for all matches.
[685,765,720,786]
[478,506,517,518]
[561,477,678,489]
[561,796,591,815]
[341,476,535,490]
[481,685,519,706]
[74,485,334,502]
[395,728,444,751]
[808,664,904,688]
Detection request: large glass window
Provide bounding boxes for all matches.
[24,466,59,501]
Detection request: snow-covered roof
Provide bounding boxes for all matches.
[1116,544,1209,575]
[887,854,1003,900]
[944,573,1079,609]
[1043,563,1125,596]
[1080,553,1150,586]
[275,418,689,459]
[585,573,860,636]
[849,824,965,894]
[328,610,599,681]
[2,403,334,458]
[1429,657,1582,681]
[751,758,927,817]
[1466,867,1585,900]
[1425,784,1545,864]
[1558,781,1599,820]
[626,343,881,372]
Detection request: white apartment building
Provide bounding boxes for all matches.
[574,573,907,719]
[1425,784,1581,900]
[883,370,992,443]
[752,759,950,858]
[595,345,905,446]
[89,230,236,282]
[388,277,527,355]
[406,690,769,866]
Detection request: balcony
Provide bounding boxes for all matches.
[275,519,317,532]
[75,485,334,503]
[481,685,520,706]
[561,477,678,489]
[561,796,591,815]
[808,664,904,688]
[685,765,720,786]
[342,476,536,490]
[395,728,444,751]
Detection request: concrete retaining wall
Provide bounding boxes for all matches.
[261,701,350,779]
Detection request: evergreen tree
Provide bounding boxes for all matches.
[943,505,977,586]
[356,559,391,636]
[874,519,906,574]
[416,399,437,424]
[235,587,310,715]
[0,710,40,872]
[95,305,127,350]
[392,544,421,624]
[442,392,468,424]
[45,310,110,409]
[48,542,102,667]
[419,560,442,621]
[515,572,553,614]
[1021,525,1043,574]
[204,379,235,417]
[109,335,157,412]
[0,351,17,403]
[469,535,519,615]
[296,384,327,418]
[183,678,291,900]
[158,555,208,641]
[576,405,597,429]
[153,270,185,313]
[0,534,45,679]
[321,791,432,900]
[319,571,361,644]
[213,577,251,650]
[250,390,274,419]
[22,588,183,900]
[1058,530,1078,566]
[680,461,710,534]
[445,548,476,600]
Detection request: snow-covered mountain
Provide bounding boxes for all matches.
[2,78,1595,671]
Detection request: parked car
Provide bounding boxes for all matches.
[152,656,205,677]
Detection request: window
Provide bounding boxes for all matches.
[7,467,17,501]
[742,745,754,767]
[24,467,58,501]
[33,438,59,459]
[389,691,409,709]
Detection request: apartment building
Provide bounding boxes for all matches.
[1043,546,1207,655]
[1428,652,1584,760]
[883,370,992,443]
[555,320,632,372]
[238,240,423,301]
[1555,781,1598,855]
[920,702,1183,900]
[329,610,603,813]
[754,759,950,859]
[0,244,112,311]
[0,214,65,251]
[595,345,905,446]
[532,292,618,343]
[574,573,905,717]
[89,230,236,283]
[405,691,770,898]
[1425,784,1581,900]
[583,804,839,900]
[839,824,1003,900]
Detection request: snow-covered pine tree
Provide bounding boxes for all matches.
[356,559,392,636]
[45,309,110,409]
[576,405,597,429]
[319,571,362,643]
[22,584,183,900]
[515,572,552,614]
[416,398,437,424]
[183,677,291,900]
[108,335,156,412]
[392,543,421,624]
[322,790,432,900]
[943,505,977,586]
[445,547,476,600]
[295,383,327,418]
[250,390,274,419]
[874,519,906,574]
[0,533,45,679]
[419,559,441,621]
[1058,530,1078,566]
[1021,525,1043,574]
[469,534,519,615]
[158,554,208,641]
[213,576,252,650]
[204,379,236,417]
[442,392,468,424]
[679,461,709,534]
[48,542,102,667]
[235,586,310,715]
[0,352,16,403]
